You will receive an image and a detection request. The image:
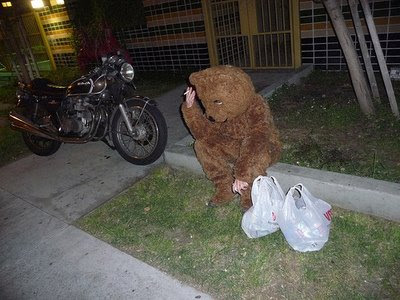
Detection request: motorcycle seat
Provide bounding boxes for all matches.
[29,78,67,99]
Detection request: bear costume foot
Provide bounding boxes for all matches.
[207,184,235,207]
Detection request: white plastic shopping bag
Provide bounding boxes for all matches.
[241,176,285,238]
[278,184,332,252]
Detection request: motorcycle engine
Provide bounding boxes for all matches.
[59,96,93,136]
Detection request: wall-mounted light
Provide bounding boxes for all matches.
[49,0,64,5]
[1,1,12,7]
[31,0,44,9]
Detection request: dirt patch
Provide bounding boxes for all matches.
[270,71,400,183]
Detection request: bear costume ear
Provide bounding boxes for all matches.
[189,72,205,94]
[189,68,229,97]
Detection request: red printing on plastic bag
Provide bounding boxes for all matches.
[324,209,333,221]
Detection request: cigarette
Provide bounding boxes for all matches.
[183,91,189,95]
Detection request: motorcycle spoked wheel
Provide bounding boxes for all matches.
[111,100,168,165]
[22,132,62,156]
[21,106,62,156]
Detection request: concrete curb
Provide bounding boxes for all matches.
[165,137,400,222]
[259,64,314,98]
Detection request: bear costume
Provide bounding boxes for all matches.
[181,65,281,210]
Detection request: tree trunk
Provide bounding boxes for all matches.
[348,0,380,101]
[360,0,399,118]
[322,0,374,116]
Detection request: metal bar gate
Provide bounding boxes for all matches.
[203,0,301,69]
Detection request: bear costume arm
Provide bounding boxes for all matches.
[233,96,281,183]
[181,102,210,140]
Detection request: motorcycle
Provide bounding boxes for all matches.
[8,54,168,165]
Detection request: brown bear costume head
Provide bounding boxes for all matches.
[189,65,256,122]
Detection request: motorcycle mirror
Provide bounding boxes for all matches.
[101,56,107,63]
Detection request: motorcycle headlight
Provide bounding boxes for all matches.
[120,63,134,82]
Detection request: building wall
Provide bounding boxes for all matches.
[32,0,211,70]
[38,4,76,67]
[117,0,400,71]
[116,0,210,71]
[0,12,48,72]
[300,0,400,70]
[34,0,400,71]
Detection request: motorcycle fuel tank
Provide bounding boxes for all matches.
[67,77,94,96]
[92,75,107,94]
[67,75,107,96]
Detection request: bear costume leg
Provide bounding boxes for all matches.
[194,136,270,211]
[194,137,239,206]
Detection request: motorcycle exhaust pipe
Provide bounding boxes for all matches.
[8,111,61,141]
[9,111,95,144]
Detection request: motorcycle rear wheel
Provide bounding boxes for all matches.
[22,132,62,156]
[111,99,167,165]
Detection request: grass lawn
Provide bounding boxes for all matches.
[0,84,31,166]
[0,84,17,117]
[270,70,400,183]
[78,166,400,299]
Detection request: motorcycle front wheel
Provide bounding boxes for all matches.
[22,132,61,156]
[111,99,168,165]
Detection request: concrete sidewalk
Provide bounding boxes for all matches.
[0,189,210,299]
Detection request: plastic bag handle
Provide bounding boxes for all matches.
[252,175,264,191]
[293,184,314,205]
[294,183,304,191]
[294,187,302,195]
[251,175,264,205]
[288,186,303,197]
[292,186,322,211]
[285,186,306,210]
